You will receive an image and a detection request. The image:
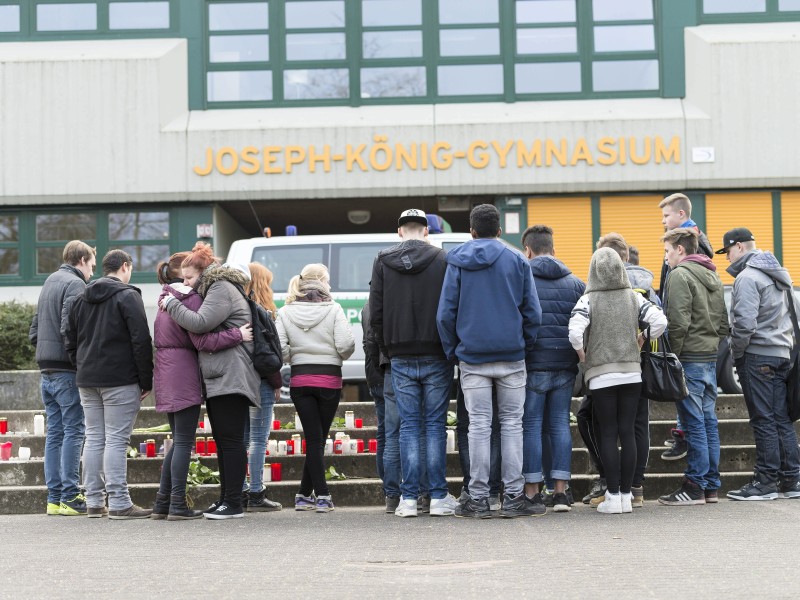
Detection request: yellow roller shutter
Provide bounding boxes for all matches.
[526,197,592,282]
[706,193,773,286]
[599,195,664,286]
[781,192,800,283]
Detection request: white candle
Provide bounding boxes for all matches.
[278,440,287,456]
[33,414,45,436]
[18,446,31,461]
[292,434,302,455]
[203,414,212,434]
[268,439,277,455]
[325,438,333,455]
[341,434,351,455]
[263,463,272,482]
[295,413,303,431]
[345,411,355,429]
[446,429,456,453]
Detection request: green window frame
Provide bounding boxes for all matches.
[0,213,21,278]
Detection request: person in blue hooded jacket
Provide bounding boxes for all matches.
[437,204,542,518]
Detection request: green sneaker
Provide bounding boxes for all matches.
[47,502,61,516]
[59,494,88,516]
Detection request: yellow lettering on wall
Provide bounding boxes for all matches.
[545,139,568,167]
[308,145,332,173]
[596,137,617,166]
[491,140,514,168]
[655,136,681,164]
[419,143,429,170]
[240,146,261,175]
[467,141,490,169]
[395,144,418,170]
[517,140,542,167]
[618,137,627,165]
[570,138,595,166]
[431,142,453,170]
[263,146,282,174]
[285,146,306,174]
[193,148,213,176]
[215,147,239,176]
[630,137,652,165]
[346,144,368,172]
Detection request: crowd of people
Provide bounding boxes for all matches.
[27,193,800,521]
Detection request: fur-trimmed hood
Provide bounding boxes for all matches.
[197,264,249,297]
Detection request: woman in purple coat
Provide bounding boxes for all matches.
[151,252,251,520]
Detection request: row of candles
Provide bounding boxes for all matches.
[0,415,45,436]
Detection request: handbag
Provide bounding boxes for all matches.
[640,328,689,402]
[785,290,800,422]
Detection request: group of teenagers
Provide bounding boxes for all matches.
[363,196,800,519]
[32,239,355,519]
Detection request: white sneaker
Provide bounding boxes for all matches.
[621,492,633,513]
[597,492,623,514]
[430,494,459,516]
[395,498,418,518]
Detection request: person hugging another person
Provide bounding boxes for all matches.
[569,248,666,514]
[277,264,355,513]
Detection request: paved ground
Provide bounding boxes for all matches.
[3,499,800,599]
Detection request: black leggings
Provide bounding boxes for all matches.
[591,383,641,494]
[206,394,250,510]
[292,386,340,498]
[158,404,201,498]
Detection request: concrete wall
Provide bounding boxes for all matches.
[0,22,798,203]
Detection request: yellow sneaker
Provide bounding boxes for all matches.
[59,494,88,516]
[47,502,61,516]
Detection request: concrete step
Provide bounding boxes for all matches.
[0,471,764,515]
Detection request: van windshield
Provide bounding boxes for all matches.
[251,245,326,293]
[333,242,396,292]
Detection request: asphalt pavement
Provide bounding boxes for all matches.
[3,499,800,599]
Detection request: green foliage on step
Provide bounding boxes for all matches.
[187,459,220,488]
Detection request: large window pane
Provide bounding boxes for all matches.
[703,0,766,12]
[251,245,327,293]
[439,0,499,24]
[592,0,653,21]
[438,64,503,95]
[0,6,20,32]
[36,214,96,241]
[284,69,349,99]
[109,2,170,30]
[285,1,344,28]
[0,216,18,242]
[361,66,426,98]
[516,62,581,93]
[37,248,63,275]
[109,212,169,241]
[594,25,654,52]
[208,3,268,31]
[0,249,19,275]
[210,34,270,63]
[517,27,577,54]
[37,3,97,31]
[362,0,422,26]
[113,245,170,272]
[593,59,658,91]
[363,31,423,59]
[286,33,346,61]
[516,1,576,23]
[440,28,499,56]
[780,0,800,10]
[207,70,272,102]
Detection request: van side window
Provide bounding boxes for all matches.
[251,245,327,293]
[333,243,396,292]
[442,241,465,253]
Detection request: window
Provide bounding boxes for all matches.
[439,0,499,25]
[109,2,170,30]
[780,0,800,9]
[592,59,659,91]
[517,27,577,54]
[0,5,20,33]
[251,245,327,293]
[594,25,655,52]
[37,3,98,31]
[208,2,268,30]
[440,28,500,57]
[334,243,393,291]
[516,0,575,23]
[208,70,272,101]
[361,66,426,98]
[285,1,344,28]
[363,31,423,59]
[286,32,346,61]
[209,34,270,63]
[516,62,581,93]
[703,0,766,14]
[284,69,349,99]
[36,214,97,274]
[108,211,170,273]
[592,0,653,21]
[0,215,19,276]
[438,64,503,95]
[362,0,421,26]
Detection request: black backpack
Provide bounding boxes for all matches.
[232,283,283,378]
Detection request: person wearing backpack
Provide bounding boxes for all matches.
[277,263,355,513]
[160,243,261,520]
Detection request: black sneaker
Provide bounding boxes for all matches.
[552,492,572,512]
[499,493,546,518]
[779,479,800,499]
[204,500,223,514]
[565,487,574,506]
[247,488,283,512]
[582,478,607,504]
[727,478,779,501]
[543,490,555,507]
[454,497,492,519]
[661,430,688,461]
[204,503,244,519]
[658,478,705,505]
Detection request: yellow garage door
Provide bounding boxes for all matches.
[599,195,664,286]
[527,197,592,282]
[781,192,800,284]
[706,193,773,285]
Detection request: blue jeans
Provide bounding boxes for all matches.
[392,356,453,500]
[41,372,85,504]
[369,382,386,482]
[382,368,402,497]
[456,381,501,495]
[676,362,720,490]
[246,382,276,491]
[523,370,574,483]
[736,353,799,483]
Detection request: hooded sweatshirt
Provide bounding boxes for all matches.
[437,237,541,365]
[528,255,585,372]
[64,276,153,390]
[277,298,355,368]
[663,254,729,361]
[727,250,796,359]
[369,239,448,358]
[658,219,714,297]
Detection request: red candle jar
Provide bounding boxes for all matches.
[195,437,206,455]
[286,440,294,455]
[272,419,281,430]
[302,439,306,454]
[334,440,342,454]
[354,418,363,429]
[0,417,8,434]
[356,439,364,453]
[270,462,282,482]
[146,439,156,458]
[198,421,204,429]
[207,438,217,454]
[368,438,378,453]
[0,442,11,461]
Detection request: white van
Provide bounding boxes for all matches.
[226,232,473,383]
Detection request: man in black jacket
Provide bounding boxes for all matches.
[29,240,95,516]
[369,209,457,518]
[64,249,154,519]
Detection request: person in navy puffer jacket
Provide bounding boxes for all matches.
[521,226,585,512]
